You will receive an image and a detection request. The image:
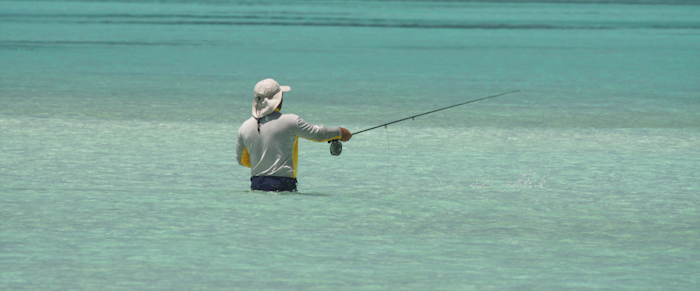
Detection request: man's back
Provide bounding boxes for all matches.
[237,111,342,179]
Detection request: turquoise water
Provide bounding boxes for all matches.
[2,0,699,289]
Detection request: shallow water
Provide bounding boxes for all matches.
[2,0,699,290]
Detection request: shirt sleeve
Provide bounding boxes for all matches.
[294,116,342,142]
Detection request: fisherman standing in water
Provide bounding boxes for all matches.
[236,78,352,192]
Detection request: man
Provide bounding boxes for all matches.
[236,78,352,192]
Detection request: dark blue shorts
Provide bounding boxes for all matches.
[251,176,298,192]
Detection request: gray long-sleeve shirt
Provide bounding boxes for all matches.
[236,111,342,178]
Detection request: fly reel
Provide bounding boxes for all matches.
[329,139,342,156]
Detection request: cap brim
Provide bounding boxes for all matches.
[279,85,291,92]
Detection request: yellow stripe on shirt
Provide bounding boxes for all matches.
[241,147,251,168]
[313,135,342,143]
[292,137,299,178]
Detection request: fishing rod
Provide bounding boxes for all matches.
[329,90,520,156]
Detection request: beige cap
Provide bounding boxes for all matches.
[252,78,291,119]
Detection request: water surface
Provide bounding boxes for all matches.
[1,0,699,289]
